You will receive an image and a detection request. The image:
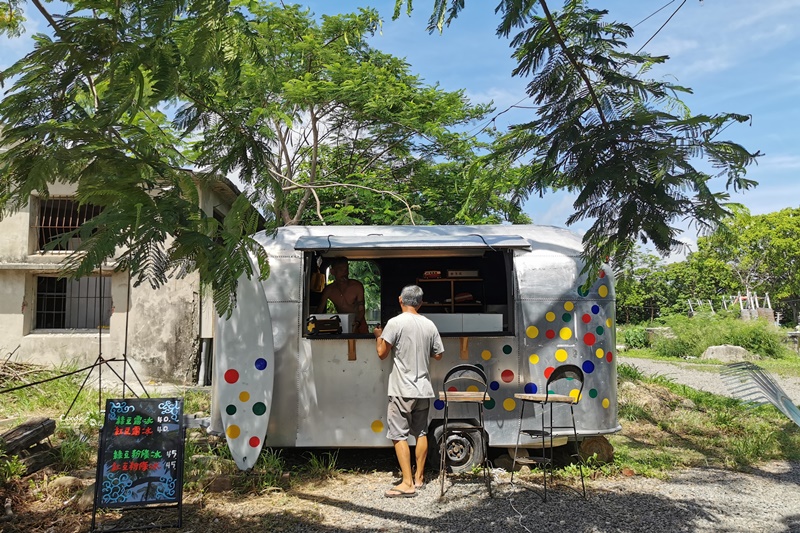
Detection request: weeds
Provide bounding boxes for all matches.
[299,451,338,479]
[57,428,94,472]
[0,448,27,485]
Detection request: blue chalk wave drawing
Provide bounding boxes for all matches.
[158,400,181,422]
[155,475,177,500]
[107,401,135,422]
[101,472,133,504]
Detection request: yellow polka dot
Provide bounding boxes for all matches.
[503,398,516,411]
[467,385,479,392]
[545,312,556,322]
[602,398,610,409]
[569,389,582,402]
[559,327,573,340]
[226,425,241,439]
[595,348,604,359]
[371,420,384,433]
[239,391,250,402]
[555,349,568,362]
[526,326,539,338]
[598,285,608,298]
[529,354,539,365]
[481,350,492,361]
[564,301,574,311]
[606,318,613,327]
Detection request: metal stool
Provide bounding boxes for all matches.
[438,364,491,497]
[511,364,586,500]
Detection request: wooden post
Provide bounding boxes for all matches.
[348,339,357,361]
[459,337,469,360]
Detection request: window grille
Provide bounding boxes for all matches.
[35,198,102,252]
[35,276,112,330]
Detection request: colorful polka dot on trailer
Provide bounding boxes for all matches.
[599,270,606,278]
[503,345,513,354]
[253,402,267,416]
[226,405,237,415]
[581,314,591,324]
[490,381,500,391]
[467,385,479,393]
[583,333,596,345]
[448,386,458,392]
[606,351,613,362]
[582,360,595,374]
[503,398,516,411]
[546,311,556,322]
[255,358,268,370]
[524,382,538,394]
[239,391,250,402]
[589,389,598,398]
[501,369,515,383]
[562,312,572,322]
[595,348,604,358]
[249,436,260,448]
[371,420,384,433]
[559,327,572,340]
[526,325,539,338]
[484,398,496,409]
[578,285,589,297]
[224,369,239,384]
[529,353,539,365]
[591,304,600,314]
[555,349,568,362]
[544,366,555,379]
[546,329,556,339]
[481,349,492,360]
[606,318,613,327]
[226,425,241,439]
[596,326,604,335]
[569,389,582,402]
[564,301,574,311]
[602,398,610,409]
[434,399,445,411]
[598,285,608,298]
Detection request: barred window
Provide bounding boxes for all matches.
[35,198,102,252]
[35,276,112,330]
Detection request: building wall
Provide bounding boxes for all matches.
[0,180,235,384]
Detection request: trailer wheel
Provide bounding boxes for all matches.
[429,422,486,474]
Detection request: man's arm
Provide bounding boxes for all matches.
[353,281,367,331]
[432,352,443,361]
[374,326,392,360]
[315,286,331,313]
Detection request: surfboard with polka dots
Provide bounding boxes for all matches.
[215,261,274,471]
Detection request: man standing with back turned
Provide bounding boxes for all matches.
[374,285,444,498]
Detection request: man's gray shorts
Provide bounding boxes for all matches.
[386,396,430,441]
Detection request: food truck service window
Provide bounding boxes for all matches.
[297,233,528,338]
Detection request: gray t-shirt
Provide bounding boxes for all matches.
[380,312,445,398]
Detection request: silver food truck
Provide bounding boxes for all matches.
[210,224,620,471]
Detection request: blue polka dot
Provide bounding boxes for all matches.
[591,304,600,314]
[524,382,538,394]
[490,381,500,391]
[255,358,268,370]
[434,399,445,410]
[582,360,595,374]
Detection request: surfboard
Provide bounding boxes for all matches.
[215,256,274,471]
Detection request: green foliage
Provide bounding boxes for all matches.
[56,428,93,472]
[651,314,791,359]
[299,451,339,479]
[396,0,759,275]
[620,325,648,349]
[0,448,27,485]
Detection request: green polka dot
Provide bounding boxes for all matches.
[562,313,572,322]
[225,405,237,416]
[253,402,267,416]
[503,345,512,354]
[589,389,598,398]
[596,326,604,335]
[483,398,496,410]
[578,286,589,297]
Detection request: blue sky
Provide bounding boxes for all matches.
[2,0,798,254]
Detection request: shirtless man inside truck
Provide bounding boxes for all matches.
[316,258,368,333]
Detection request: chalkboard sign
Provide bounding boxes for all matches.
[94,398,185,510]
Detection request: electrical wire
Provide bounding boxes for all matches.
[633,0,676,28]
[636,0,688,54]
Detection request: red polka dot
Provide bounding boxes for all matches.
[599,270,606,278]
[249,436,260,448]
[224,369,239,384]
[544,367,555,379]
[606,352,613,362]
[582,314,591,324]
[448,386,458,392]
[545,329,556,339]
[583,333,596,345]
[501,370,514,383]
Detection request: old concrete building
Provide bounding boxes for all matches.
[0,179,244,386]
